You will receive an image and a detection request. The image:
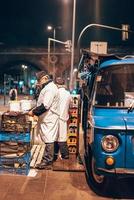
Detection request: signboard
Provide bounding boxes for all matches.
[90,41,107,54]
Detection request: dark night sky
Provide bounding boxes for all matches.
[0,0,134,47]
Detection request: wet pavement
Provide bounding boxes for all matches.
[0,170,110,200]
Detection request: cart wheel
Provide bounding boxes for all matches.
[85,146,113,197]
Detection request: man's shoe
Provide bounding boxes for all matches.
[36,162,52,170]
[53,155,58,162]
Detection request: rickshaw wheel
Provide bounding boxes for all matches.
[85,145,112,196]
[91,157,104,184]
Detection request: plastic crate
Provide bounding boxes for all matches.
[0,141,31,156]
[0,152,31,175]
[2,111,28,124]
[1,111,32,133]
[0,152,31,165]
[0,132,30,143]
[1,121,32,133]
[0,165,30,175]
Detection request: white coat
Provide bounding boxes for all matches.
[57,87,72,142]
[37,81,60,143]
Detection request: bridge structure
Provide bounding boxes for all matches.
[0,46,79,92]
[0,45,134,88]
[0,47,74,76]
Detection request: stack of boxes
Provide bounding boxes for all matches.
[0,112,31,175]
[67,95,80,155]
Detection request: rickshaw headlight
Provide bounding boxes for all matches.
[101,135,119,152]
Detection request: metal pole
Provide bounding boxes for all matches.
[48,38,67,45]
[53,28,56,52]
[70,0,76,91]
[48,38,51,69]
[4,74,6,105]
[53,28,56,79]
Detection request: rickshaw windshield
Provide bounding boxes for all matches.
[94,64,134,107]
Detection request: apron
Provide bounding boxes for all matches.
[37,81,60,143]
[57,87,71,142]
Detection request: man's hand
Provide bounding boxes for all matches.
[28,110,34,117]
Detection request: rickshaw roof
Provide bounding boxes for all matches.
[78,49,134,71]
[100,57,134,69]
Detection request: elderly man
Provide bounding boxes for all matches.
[29,71,59,169]
[54,77,72,161]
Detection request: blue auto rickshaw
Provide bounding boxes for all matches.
[79,52,134,195]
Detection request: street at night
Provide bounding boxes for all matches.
[0,0,134,200]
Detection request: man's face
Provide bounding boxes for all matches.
[38,76,49,85]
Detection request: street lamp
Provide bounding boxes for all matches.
[22,64,27,70]
[47,25,56,52]
[70,0,77,91]
[47,25,61,79]
[22,64,28,86]
[47,25,52,31]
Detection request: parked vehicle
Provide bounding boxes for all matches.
[79,51,134,195]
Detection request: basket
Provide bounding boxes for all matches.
[1,121,32,133]
[1,111,32,133]
[1,111,28,124]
